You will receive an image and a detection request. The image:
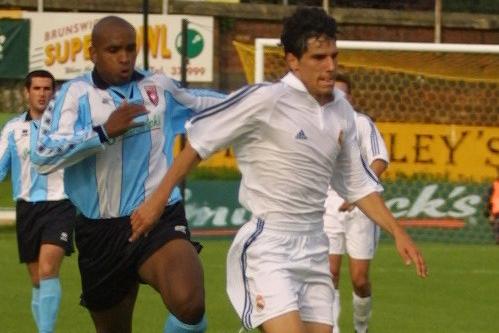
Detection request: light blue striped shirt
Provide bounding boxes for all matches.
[31,70,225,219]
[0,112,66,202]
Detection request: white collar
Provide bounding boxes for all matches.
[281,72,344,104]
[281,72,309,93]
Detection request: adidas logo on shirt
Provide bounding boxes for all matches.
[295,130,308,140]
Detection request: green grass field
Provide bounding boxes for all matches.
[0,227,498,333]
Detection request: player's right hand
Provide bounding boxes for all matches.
[104,101,148,138]
[129,197,165,242]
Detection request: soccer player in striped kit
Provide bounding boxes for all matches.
[0,70,76,333]
[131,7,427,333]
[31,16,224,333]
[323,73,389,333]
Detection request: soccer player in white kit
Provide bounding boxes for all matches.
[130,7,427,333]
[324,73,389,333]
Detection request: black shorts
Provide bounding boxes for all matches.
[76,202,200,311]
[16,199,76,263]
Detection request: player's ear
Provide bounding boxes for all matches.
[89,45,97,64]
[285,53,299,73]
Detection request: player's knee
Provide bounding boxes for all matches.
[38,262,59,279]
[167,284,205,324]
[171,298,205,324]
[352,276,370,295]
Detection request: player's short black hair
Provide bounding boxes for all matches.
[25,70,55,90]
[280,7,337,59]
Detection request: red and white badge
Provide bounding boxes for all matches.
[145,85,159,106]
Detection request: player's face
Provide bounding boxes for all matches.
[90,25,137,86]
[287,36,338,105]
[25,77,54,115]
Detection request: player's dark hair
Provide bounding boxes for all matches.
[280,7,337,59]
[25,70,55,90]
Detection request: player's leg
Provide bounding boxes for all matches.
[329,254,342,333]
[325,215,346,333]
[260,311,304,333]
[349,258,371,297]
[260,312,332,333]
[16,200,44,330]
[36,200,75,333]
[75,212,142,333]
[88,284,139,333]
[26,262,41,329]
[348,258,371,333]
[138,202,206,333]
[139,239,206,332]
[37,244,66,333]
[344,211,379,333]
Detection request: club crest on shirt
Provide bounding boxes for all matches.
[145,85,159,106]
[255,294,265,312]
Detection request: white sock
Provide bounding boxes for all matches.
[352,292,371,333]
[332,288,341,333]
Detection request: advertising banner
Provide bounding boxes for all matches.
[377,123,499,182]
[0,19,29,78]
[184,180,494,244]
[23,12,213,81]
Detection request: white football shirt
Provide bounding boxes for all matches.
[187,73,380,232]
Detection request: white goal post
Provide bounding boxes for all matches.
[254,38,499,83]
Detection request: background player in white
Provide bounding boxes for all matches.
[130,7,427,333]
[324,73,388,333]
[31,17,224,333]
[0,70,76,333]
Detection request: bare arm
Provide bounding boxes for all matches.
[355,192,428,278]
[129,141,202,242]
[369,159,388,178]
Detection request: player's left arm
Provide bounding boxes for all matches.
[355,192,427,278]
[332,108,427,278]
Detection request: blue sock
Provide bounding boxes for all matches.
[164,314,207,333]
[39,277,61,333]
[31,287,41,330]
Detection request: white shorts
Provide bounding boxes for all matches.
[324,195,380,259]
[226,218,334,330]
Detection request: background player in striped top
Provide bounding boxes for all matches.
[0,70,76,333]
[31,16,224,333]
[130,7,427,333]
[323,73,389,333]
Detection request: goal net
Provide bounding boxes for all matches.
[233,39,499,244]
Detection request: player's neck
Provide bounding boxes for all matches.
[314,93,334,106]
[28,108,43,120]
